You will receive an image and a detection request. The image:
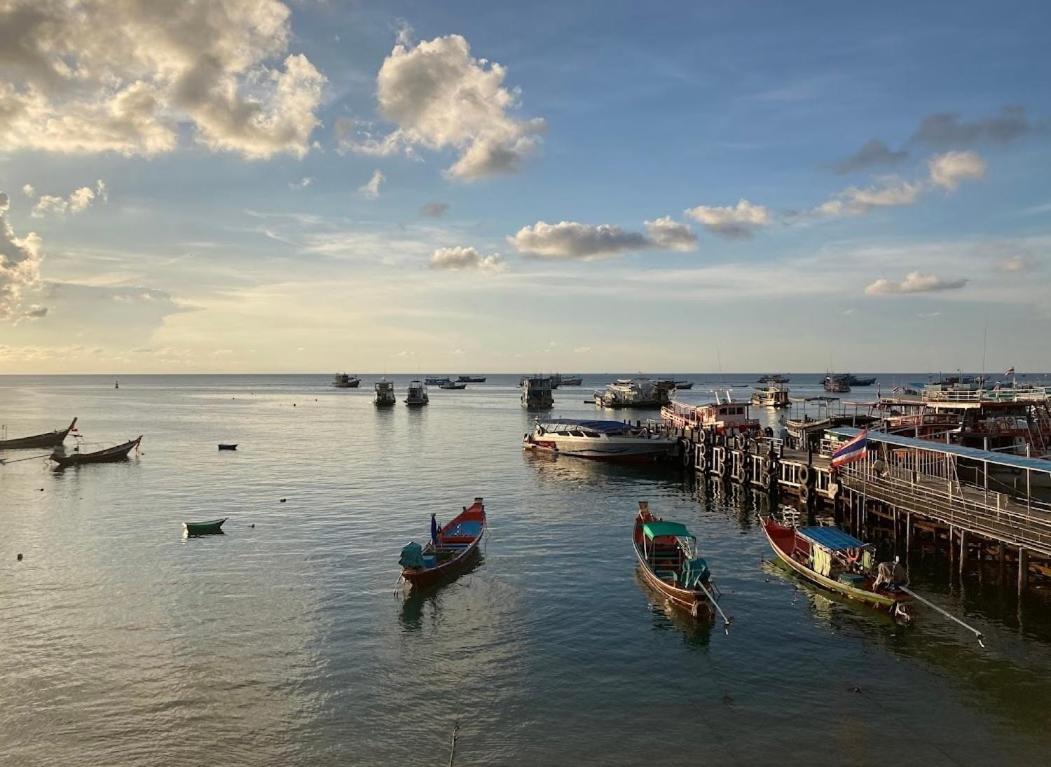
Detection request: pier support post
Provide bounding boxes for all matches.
[959,530,968,576]
[1018,548,1029,596]
[999,545,1007,584]
[905,513,911,560]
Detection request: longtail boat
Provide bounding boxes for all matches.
[761,516,911,620]
[218,443,238,451]
[399,498,486,589]
[632,501,727,622]
[183,518,227,536]
[0,418,77,450]
[50,436,142,469]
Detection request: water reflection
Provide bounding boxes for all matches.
[634,569,712,647]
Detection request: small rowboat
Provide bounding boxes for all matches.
[50,436,142,468]
[218,443,238,451]
[0,418,77,450]
[632,501,726,622]
[761,515,911,619]
[183,518,227,536]
[399,498,486,589]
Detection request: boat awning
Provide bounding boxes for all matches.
[540,419,632,434]
[829,427,1051,475]
[643,521,691,540]
[797,526,865,551]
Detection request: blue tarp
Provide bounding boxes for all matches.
[797,526,865,551]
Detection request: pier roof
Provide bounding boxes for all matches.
[829,427,1051,475]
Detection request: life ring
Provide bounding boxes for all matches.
[798,464,813,486]
[799,484,812,505]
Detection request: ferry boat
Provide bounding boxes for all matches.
[333,373,361,388]
[523,418,679,463]
[555,374,583,387]
[521,375,554,410]
[374,379,396,407]
[425,376,451,386]
[594,377,673,409]
[843,374,877,387]
[750,383,790,409]
[660,391,760,435]
[405,380,429,407]
[823,374,851,393]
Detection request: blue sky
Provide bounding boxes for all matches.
[1,0,1048,373]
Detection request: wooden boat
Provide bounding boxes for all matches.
[761,516,911,619]
[50,436,142,468]
[457,376,486,383]
[183,518,227,536]
[439,381,467,390]
[674,381,693,390]
[405,380,429,406]
[399,498,486,589]
[632,501,723,620]
[218,443,238,451]
[0,418,77,450]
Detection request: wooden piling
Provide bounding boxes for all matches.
[959,530,968,576]
[1018,547,1029,596]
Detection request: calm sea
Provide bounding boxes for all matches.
[2,374,1051,766]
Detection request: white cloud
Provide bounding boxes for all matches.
[21,185,35,198]
[0,192,44,320]
[30,180,106,217]
[0,0,325,159]
[644,216,697,251]
[864,271,968,295]
[289,176,313,190]
[359,170,386,199]
[429,246,505,272]
[340,34,545,180]
[684,199,770,239]
[928,150,986,190]
[814,178,922,218]
[998,255,1035,273]
[509,221,651,260]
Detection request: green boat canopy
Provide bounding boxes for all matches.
[643,521,692,540]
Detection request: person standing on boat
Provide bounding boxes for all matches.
[873,556,907,592]
[430,514,441,546]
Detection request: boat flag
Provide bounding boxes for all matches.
[831,430,869,468]
[1005,366,1015,376]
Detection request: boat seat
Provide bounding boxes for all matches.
[655,570,678,583]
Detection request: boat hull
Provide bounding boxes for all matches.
[402,500,486,590]
[632,541,713,619]
[50,436,141,468]
[523,436,677,463]
[184,518,227,536]
[0,418,77,450]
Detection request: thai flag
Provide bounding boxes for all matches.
[1005,366,1015,376]
[831,430,869,468]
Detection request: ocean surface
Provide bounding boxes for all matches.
[3,374,1051,767]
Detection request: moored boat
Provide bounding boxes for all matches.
[425,376,452,386]
[457,375,486,383]
[0,417,77,450]
[405,380,429,406]
[760,516,911,619]
[521,375,554,410]
[440,381,467,390]
[758,374,790,384]
[661,391,760,435]
[594,377,673,409]
[374,378,397,407]
[674,381,693,390]
[823,374,851,393]
[750,383,790,408]
[558,375,583,386]
[218,443,238,451]
[183,518,228,536]
[399,498,486,589]
[523,418,679,463]
[333,373,361,388]
[50,436,142,468]
[632,502,726,622]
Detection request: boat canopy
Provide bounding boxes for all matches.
[797,526,865,551]
[643,521,692,540]
[539,419,634,434]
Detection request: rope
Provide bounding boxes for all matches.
[447,719,460,767]
[900,586,985,647]
[0,453,52,465]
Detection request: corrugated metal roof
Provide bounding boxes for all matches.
[829,427,1051,474]
[797,526,866,551]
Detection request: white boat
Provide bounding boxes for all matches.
[751,383,790,409]
[333,373,360,388]
[374,379,396,407]
[521,375,554,410]
[661,391,761,435]
[405,380,429,407]
[594,377,673,409]
[523,419,679,462]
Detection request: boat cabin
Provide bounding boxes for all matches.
[661,392,759,434]
[790,526,874,584]
[636,520,710,589]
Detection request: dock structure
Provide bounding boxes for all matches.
[652,417,1051,593]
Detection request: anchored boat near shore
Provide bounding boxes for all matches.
[523,418,679,463]
[0,418,77,450]
[399,498,486,590]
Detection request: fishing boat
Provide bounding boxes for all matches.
[521,375,554,410]
[558,375,583,386]
[183,518,227,536]
[750,383,790,408]
[440,381,467,390]
[50,436,142,468]
[425,377,451,386]
[674,381,694,390]
[823,374,851,393]
[758,374,790,384]
[661,391,760,435]
[843,374,877,387]
[632,502,726,622]
[0,417,77,450]
[457,375,486,383]
[374,378,397,407]
[523,418,679,463]
[405,380,429,407]
[332,373,361,388]
[594,377,674,409]
[760,516,911,619]
[217,443,237,451]
[399,498,486,589]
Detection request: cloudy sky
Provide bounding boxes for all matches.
[1,0,1049,374]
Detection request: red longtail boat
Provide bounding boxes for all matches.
[399,498,486,589]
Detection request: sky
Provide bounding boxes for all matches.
[1,0,1049,374]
